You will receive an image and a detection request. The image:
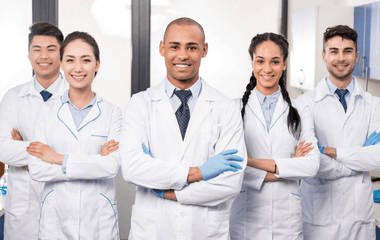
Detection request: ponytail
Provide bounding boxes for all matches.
[279,72,301,139]
[241,72,257,119]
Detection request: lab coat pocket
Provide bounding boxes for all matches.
[39,190,58,240]
[300,183,331,226]
[312,184,331,225]
[288,192,303,236]
[207,210,229,240]
[99,193,119,240]
[6,172,29,215]
[130,205,157,240]
[354,182,375,222]
[91,134,108,154]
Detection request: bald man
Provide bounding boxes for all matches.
[120,17,247,240]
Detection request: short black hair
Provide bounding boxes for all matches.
[163,17,205,43]
[28,22,63,50]
[323,25,358,52]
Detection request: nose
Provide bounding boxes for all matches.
[263,62,272,73]
[337,51,346,62]
[40,49,48,59]
[74,61,83,72]
[178,47,189,60]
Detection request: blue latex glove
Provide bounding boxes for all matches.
[199,149,243,181]
[364,131,380,146]
[151,189,164,198]
[142,144,152,157]
[319,146,325,154]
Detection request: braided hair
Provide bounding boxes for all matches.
[241,32,301,139]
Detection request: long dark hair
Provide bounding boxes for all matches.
[241,32,301,139]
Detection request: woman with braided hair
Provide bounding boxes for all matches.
[229,32,320,239]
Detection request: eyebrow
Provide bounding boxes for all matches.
[31,45,58,48]
[168,41,199,46]
[328,47,354,52]
[65,55,92,58]
[256,56,281,59]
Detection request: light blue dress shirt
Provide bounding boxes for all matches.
[325,77,356,176]
[254,87,281,132]
[326,77,355,108]
[61,90,97,173]
[165,77,202,115]
[34,72,63,95]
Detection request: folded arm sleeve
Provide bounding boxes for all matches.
[28,105,68,182]
[65,106,122,180]
[120,93,189,190]
[336,98,380,171]
[0,89,30,166]
[275,104,320,180]
[175,100,247,207]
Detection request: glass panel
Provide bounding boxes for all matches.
[0,1,32,99]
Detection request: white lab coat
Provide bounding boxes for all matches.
[28,95,121,240]
[230,90,320,240]
[0,77,68,240]
[120,78,247,240]
[299,78,379,240]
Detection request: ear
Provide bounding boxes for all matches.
[355,50,359,63]
[202,42,209,58]
[95,60,100,72]
[159,41,165,56]
[322,51,327,63]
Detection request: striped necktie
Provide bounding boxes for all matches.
[174,90,192,140]
[335,89,349,112]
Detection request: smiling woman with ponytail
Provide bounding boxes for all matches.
[230,33,320,240]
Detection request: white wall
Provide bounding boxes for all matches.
[0,1,32,100]
[151,0,282,100]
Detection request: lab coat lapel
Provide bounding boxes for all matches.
[345,78,369,122]
[17,77,42,99]
[270,91,288,130]
[151,80,183,142]
[180,85,212,155]
[246,90,267,130]
[57,102,79,140]
[78,96,102,131]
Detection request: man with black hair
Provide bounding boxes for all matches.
[299,25,380,240]
[0,22,68,239]
[121,17,246,240]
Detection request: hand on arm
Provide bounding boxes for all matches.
[11,128,23,141]
[142,145,244,200]
[294,140,314,157]
[100,140,119,156]
[320,146,337,159]
[364,131,380,146]
[11,128,29,170]
[27,142,64,165]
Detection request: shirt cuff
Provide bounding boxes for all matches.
[62,155,69,174]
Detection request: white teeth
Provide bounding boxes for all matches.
[39,63,49,66]
[73,76,85,79]
[262,76,273,80]
[176,65,188,68]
